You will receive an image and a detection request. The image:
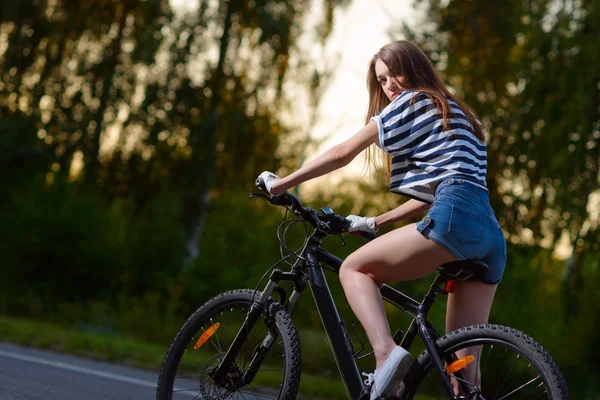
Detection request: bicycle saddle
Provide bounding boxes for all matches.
[438,260,489,281]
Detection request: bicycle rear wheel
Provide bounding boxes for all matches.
[156,289,301,400]
[402,324,569,399]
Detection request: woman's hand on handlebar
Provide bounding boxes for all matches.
[256,171,282,195]
[252,175,377,241]
[345,215,378,234]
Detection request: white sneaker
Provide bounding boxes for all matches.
[363,346,413,400]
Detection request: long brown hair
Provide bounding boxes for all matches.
[364,40,484,179]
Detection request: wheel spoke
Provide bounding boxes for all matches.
[494,350,520,399]
[475,344,484,389]
[183,349,205,364]
[497,361,529,399]
[240,386,277,399]
[158,292,298,400]
[408,327,565,400]
[174,374,204,379]
[191,392,202,400]
[211,316,223,353]
[199,322,222,354]
[496,375,541,400]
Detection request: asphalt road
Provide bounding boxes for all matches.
[0,343,281,400]
[0,342,163,400]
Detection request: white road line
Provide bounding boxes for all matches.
[0,348,199,397]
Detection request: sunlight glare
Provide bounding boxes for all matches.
[170,0,199,14]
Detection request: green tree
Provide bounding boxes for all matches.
[399,0,600,395]
[400,0,599,253]
[0,0,351,268]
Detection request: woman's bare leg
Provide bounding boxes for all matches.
[446,280,497,393]
[339,223,458,368]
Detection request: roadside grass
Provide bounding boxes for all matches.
[0,315,347,399]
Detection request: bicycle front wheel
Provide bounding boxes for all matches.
[156,289,301,400]
[403,324,569,399]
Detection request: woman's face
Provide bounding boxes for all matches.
[375,59,405,101]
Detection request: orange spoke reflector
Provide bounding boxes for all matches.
[446,355,475,374]
[194,322,220,350]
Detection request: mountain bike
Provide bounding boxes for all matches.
[156,178,569,400]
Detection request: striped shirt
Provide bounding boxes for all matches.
[371,90,488,204]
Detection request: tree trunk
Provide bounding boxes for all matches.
[182,0,234,267]
[86,7,127,184]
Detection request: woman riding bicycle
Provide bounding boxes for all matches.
[257,40,506,399]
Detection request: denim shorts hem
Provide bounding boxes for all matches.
[483,277,502,285]
[420,227,466,261]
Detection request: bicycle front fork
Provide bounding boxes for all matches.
[211,269,305,387]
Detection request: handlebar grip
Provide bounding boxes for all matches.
[341,217,376,241]
[255,176,267,191]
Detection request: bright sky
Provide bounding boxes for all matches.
[169,0,416,183]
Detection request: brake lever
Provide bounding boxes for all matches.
[249,192,271,201]
[325,215,348,246]
[249,192,289,207]
[317,220,347,246]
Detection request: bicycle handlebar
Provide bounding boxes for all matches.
[253,176,376,241]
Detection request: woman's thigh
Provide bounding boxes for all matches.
[341,223,459,283]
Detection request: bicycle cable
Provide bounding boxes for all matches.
[279,218,310,266]
[234,196,330,374]
[252,219,315,298]
[242,220,317,365]
[278,207,338,273]
[249,209,316,307]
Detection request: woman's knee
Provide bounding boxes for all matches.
[339,256,380,283]
[340,254,356,272]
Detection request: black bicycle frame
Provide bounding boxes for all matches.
[213,231,466,400]
[307,237,459,399]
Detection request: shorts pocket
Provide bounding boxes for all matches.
[500,228,507,265]
[448,206,484,244]
[436,194,472,209]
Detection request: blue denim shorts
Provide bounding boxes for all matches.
[416,178,507,284]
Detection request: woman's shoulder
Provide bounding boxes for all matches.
[385,90,420,111]
[392,91,432,108]
[379,91,432,121]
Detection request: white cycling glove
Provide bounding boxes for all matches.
[346,215,378,233]
[258,171,280,194]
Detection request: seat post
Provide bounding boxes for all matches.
[418,275,448,317]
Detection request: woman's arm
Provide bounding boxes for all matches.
[374,199,430,228]
[270,121,379,195]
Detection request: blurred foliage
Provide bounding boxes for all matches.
[401,0,599,252]
[399,0,600,396]
[0,0,350,265]
[0,0,599,398]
